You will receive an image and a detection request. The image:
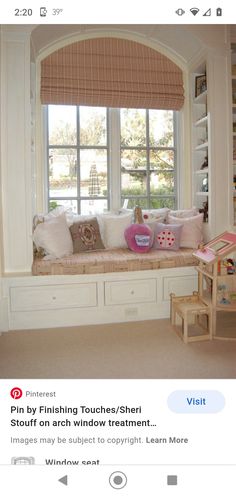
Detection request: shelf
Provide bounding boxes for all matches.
[192,64,209,227]
[194,90,207,104]
[194,115,208,127]
[217,274,236,280]
[195,142,208,151]
[195,168,209,174]
[216,303,236,311]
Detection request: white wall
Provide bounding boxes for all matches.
[0,27,33,274]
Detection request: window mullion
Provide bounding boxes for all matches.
[146,109,150,208]
[76,106,81,213]
[109,108,121,211]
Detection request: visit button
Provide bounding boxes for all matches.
[167,390,225,413]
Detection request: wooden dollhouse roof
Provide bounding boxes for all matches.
[193,231,236,264]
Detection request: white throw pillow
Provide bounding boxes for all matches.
[102,213,133,248]
[169,207,198,218]
[167,213,204,248]
[33,214,73,259]
[142,208,170,223]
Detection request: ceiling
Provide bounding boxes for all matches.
[30,24,231,62]
[2,24,234,63]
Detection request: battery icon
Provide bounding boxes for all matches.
[216,7,222,16]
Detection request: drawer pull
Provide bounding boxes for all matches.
[131,290,134,295]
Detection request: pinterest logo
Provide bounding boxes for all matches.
[10,387,23,399]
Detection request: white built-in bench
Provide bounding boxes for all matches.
[0,248,198,332]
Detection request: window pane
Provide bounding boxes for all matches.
[149,110,174,147]
[80,107,107,146]
[49,199,78,213]
[46,105,176,214]
[48,105,76,146]
[150,150,174,170]
[150,197,175,209]
[121,198,148,209]
[80,199,108,215]
[121,172,147,196]
[120,109,146,146]
[150,171,174,195]
[80,150,107,197]
[121,149,147,171]
[49,149,77,197]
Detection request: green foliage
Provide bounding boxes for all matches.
[122,184,173,196]
[49,200,61,211]
[122,196,175,209]
[121,185,175,209]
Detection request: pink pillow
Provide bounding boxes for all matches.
[153,223,183,250]
[167,213,203,248]
[124,224,154,253]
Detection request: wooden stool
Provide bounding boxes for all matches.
[170,292,212,343]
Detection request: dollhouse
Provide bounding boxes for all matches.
[170,232,236,343]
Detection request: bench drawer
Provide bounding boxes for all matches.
[163,275,197,301]
[105,279,156,306]
[10,283,97,311]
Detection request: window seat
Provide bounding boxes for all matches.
[32,247,198,276]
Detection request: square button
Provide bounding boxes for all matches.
[167,475,178,485]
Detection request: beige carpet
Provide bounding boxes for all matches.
[0,317,236,379]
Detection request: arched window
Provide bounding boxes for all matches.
[41,38,183,214]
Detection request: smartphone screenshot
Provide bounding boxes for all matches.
[0,1,236,494]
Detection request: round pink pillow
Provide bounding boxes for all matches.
[124,223,154,253]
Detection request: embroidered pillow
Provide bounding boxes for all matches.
[70,217,105,252]
[153,223,183,251]
[167,213,204,249]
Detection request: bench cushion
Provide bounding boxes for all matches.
[32,248,198,276]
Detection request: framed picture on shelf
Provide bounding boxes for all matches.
[195,74,207,97]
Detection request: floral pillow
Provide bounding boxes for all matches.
[153,223,183,251]
[69,217,105,252]
[142,208,170,224]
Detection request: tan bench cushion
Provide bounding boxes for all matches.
[32,248,198,276]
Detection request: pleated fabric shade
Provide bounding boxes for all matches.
[41,37,184,110]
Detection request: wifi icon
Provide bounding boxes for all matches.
[190,7,200,15]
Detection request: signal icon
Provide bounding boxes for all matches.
[190,7,200,15]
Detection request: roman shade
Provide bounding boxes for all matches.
[41,37,184,110]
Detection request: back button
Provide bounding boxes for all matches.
[58,475,68,486]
